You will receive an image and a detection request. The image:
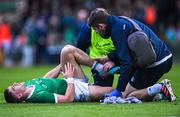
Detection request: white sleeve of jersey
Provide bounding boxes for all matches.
[54,93,58,103]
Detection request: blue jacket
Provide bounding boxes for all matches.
[76,23,91,52]
[107,15,171,92]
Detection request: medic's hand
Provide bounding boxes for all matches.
[103,61,115,72]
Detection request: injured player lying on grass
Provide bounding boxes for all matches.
[4,45,176,103]
[4,62,113,103]
[4,45,118,103]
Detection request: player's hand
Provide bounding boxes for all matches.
[64,62,75,78]
[103,61,115,72]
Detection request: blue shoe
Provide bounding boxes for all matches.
[104,89,120,97]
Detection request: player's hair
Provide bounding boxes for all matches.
[88,8,110,27]
[4,88,21,103]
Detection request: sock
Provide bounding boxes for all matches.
[147,84,162,96]
[92,61,103,71]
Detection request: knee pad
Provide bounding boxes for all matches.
[127,31,157,68]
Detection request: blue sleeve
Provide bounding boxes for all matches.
[107,51,116,60]
[76,24,91,52]
[111,20,135,92]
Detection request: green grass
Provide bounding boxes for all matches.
[0,65,180,117]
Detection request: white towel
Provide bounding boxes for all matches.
[100,96,142,104]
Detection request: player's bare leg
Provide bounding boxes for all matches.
[61,45,94,66]
[44,45,98,79]
[60,45,95,79]
[61,45,120,77]
[89,85,114,101]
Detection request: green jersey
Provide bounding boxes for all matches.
[25,78,67,103]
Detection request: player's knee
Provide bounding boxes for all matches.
[61,45,75,55]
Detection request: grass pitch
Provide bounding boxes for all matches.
[0,64,180,117]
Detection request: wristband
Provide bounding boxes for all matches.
[66,77,74,84]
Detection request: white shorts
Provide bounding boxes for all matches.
[74,80,90,102]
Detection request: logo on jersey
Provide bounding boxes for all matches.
[123,24,126,30]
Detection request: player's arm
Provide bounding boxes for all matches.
[56,62,75,103]
[56,81,74,103]
[43,64,62,78]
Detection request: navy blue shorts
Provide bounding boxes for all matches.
[129,57,173,89]
[91,69,114,87]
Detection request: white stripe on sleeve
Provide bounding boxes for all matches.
[54,93,58,103]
